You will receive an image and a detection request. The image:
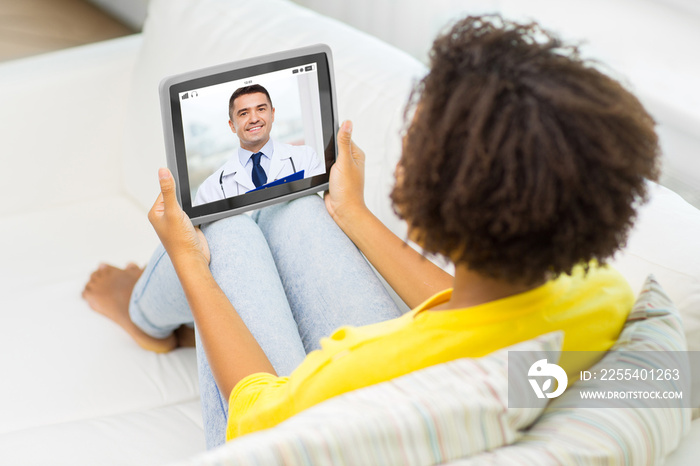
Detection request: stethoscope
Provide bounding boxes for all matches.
[219,157,297,197]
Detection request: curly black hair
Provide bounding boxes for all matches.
[391,15,660,286]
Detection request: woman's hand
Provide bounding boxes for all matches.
[148,168,210,267]
[324,122,454,307]
[324,120,369,227]
[149,168,275,396]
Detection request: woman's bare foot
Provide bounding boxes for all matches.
[82,263,177,353]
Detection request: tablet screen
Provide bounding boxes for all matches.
[160,45,337,225]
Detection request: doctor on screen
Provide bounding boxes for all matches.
[194,84,325,206]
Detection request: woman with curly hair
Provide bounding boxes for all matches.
[83,15,659,447]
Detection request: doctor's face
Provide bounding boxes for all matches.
[229,92,275,152]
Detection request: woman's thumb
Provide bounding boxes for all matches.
[337,120,353,147]
[158,168,178,208]
[336,120,354,165]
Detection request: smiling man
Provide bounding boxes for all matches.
[194,84,324,205]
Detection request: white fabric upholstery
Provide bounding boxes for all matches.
[0,401,203,466]
[0,36,140,218]
[0,195,203,465]
[611,182,700,350]
[1,0,699,464]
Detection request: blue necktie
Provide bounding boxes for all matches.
[251,152,267,188]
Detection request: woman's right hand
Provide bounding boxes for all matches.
[324,120,368,227]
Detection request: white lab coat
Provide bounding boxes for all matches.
[193,139,325,206]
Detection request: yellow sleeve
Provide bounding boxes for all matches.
[226,372,292,441]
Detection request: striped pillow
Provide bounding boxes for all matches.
[174,332,562,466]
[457,275,691,465]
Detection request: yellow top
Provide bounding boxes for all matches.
[226,264,633,440]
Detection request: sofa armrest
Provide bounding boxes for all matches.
[0,35,142,217]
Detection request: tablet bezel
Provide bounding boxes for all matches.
[159,44,337,225]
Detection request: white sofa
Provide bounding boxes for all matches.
[1,0,699,464]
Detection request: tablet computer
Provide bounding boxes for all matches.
[159,44,338,225]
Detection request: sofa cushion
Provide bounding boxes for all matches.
[458,275,691,465]
[123,0,426,245]
[172,332,561,466]
[612,182,700,350]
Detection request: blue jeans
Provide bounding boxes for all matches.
[128,195,402,448]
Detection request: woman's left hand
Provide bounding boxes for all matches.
[148,168,210,267]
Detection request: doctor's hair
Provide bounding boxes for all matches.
[228,84,273,120]
[391,15,660,286]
